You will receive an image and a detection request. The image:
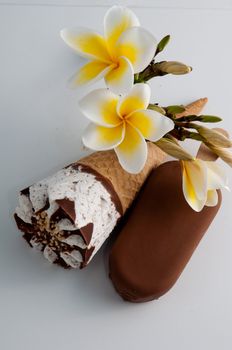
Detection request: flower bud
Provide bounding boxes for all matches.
[158,61,192,75]
[197,126,232,148]
[155,138,194,160]
[208,145,232,167]
[155,35,171,56]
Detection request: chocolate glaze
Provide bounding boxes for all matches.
[20,187,30,196]
[54,199,93,246]
[109,161,221,302]
[14,214,35,247]
[50,207,69,223]
[81,246,95,268]
[14,210,95,268]
[56,198,76,222]
[79,223,94,245]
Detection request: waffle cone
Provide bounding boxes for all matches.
[78,142,165,214]
[77,98,208,214]
[176,97,208,118]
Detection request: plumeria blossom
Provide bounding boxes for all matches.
[60,6,157,94]
[181,158,228,212]
[80,83,174,173]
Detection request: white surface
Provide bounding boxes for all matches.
[2,0,232,9]
[0,2,232,350]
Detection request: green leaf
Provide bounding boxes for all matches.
[198,115,222,123]
[166,105,186,115]
[177,114,222,123]
[148,104,166,115]
[155,35,170,56]
[177,114,200,122]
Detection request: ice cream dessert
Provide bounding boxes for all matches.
[109,130,228,302]
[14,143,164,268]
[109,161,222,302]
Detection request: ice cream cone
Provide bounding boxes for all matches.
[77,142,165,214]
[176,97,208,118]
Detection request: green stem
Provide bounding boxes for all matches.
[170,127,204,142]
[187,132,204,141]
[134,62,167,83]
[174,121,199,129]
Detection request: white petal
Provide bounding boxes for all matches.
[79,88,121,127]
[69,61,114,88]
[129,109,174,141]
[104,56,134,95]
[206,161,228,190]
[104,5,140,56]
[117,83,151,117]
[206,190,218,207]
[82,123,125,151]
[115,123,147,174]
[116,27,157,73]
[60,27,111,62]
[183,159,208,201]
[182,161,206,212]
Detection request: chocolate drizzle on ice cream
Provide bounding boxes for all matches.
[15,164,121,268]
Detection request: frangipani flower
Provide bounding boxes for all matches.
[80,83,174,173]
[60,6,157,94]
[181,158,228,212]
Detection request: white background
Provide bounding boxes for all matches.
[0,1,232,349]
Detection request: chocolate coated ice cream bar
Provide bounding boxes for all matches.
[109,161,221,302]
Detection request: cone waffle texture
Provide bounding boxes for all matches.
[78,142,165,214]
[176,97,208,118]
